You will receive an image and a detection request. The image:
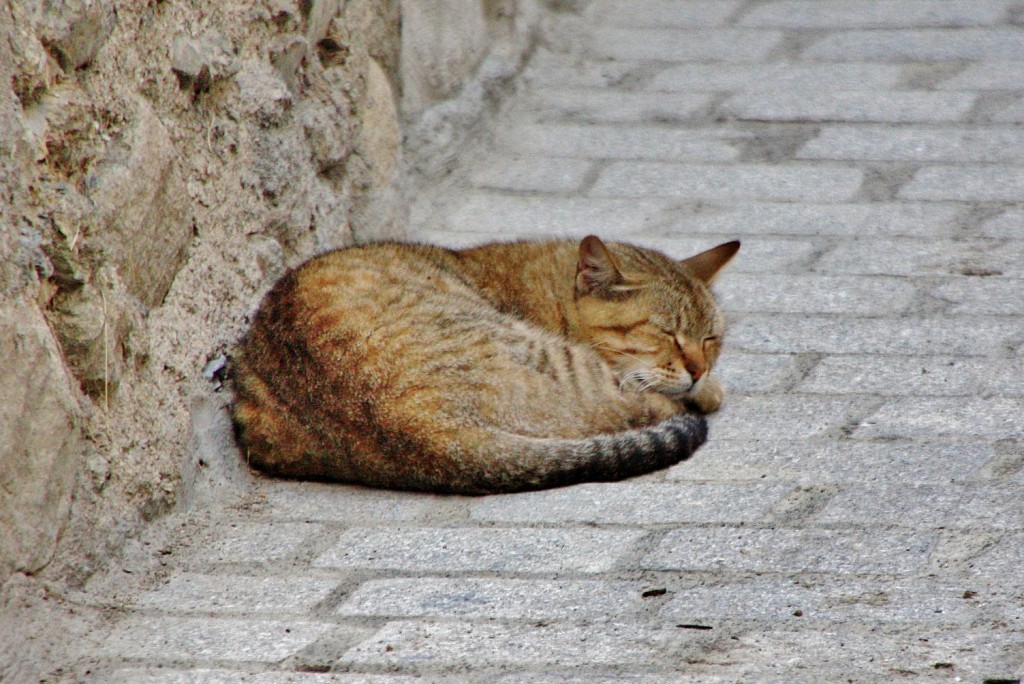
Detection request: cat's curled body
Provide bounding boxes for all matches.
[232,236,739,494]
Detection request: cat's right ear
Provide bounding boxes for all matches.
[680,241,741,284]
[576,235,624,295]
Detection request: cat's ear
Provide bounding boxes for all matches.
[576,235,624,295]
[680,241,740,284]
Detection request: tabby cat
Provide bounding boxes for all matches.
[232,236,739,494]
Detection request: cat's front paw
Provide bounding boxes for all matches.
[643,392,685,421]
[686,375,724,414]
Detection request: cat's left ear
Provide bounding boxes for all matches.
[680,241,741,284]
[576,235,624,295]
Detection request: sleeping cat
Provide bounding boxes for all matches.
[232,236,739,494]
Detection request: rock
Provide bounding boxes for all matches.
[0,298,82,576]
[269,36,309,93]
[37,0,116,70]
[178,395,255,510]
[30,181,93,289]
[300,98,352,176]
[86,97,191,308]
[309,177,353,251]
[20,81,97,170]
[15,223,53,283]
[47,268,142,399]
[170,32,239,93]
[358,58,400,192]
[400,0,489,115]
[304,0,341,44]
[234,58,294,126]
[352,57,403,239]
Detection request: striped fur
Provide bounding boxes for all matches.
[232,237,738,494]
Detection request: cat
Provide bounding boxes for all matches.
[231,235,739,494]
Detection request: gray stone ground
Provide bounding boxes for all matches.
[64,1,1024,682]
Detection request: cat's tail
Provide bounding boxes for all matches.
[454,414,708,494]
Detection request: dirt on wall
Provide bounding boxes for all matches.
[0,0,538,678]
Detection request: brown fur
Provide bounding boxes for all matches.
[232,236,739,494]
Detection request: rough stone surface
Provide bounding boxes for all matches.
[9,1,1024,682]
[0,1,537,680]
[0,300,82,575]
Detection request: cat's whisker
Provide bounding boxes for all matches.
[617,368,645,392]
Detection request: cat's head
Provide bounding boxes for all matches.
[574,235,739,400]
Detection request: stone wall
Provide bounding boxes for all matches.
[0,0,536,597]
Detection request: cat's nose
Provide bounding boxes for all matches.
[685,360,703,382]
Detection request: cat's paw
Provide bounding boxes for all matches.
[686,375,724,414]
[644,392,684,421]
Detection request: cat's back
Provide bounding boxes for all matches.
[254,242,481,338]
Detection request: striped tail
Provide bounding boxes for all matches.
[452,414,709,494]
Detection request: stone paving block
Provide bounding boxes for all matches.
[938,60,1024,90]
[695,628,1024,683]
[584,0,743,28]
[526,87,714,124]
[591,163,863,202]
[521,49,639,88]
[709,395,876,440]
[986,359,1024,397]
[712,352,802,393]
[135,573,338,613]
[715,274,916,315]
[340,621,686,669]
[467,157,594,193]
[431,193,674,237]
[260,483,436,523]
[728,314,1021,356]
[669,439,996,485]
[740,0,1010,28]
[497,123,744,162]
[816,483,1024,529]
[807,28,1024,61]
[644,527,936,574]
[800,126,1024,163]
[587,28,783,62]
[978,209,1024,238]
[104,669,416,683]
[799,355,984,396]
[665,202,961,238]
[495,675,708,684]
[95,616,333,663]
[902,165,1024,202]
[338,578,644,620]
[933,279,1024,315]
[314,527,644,573]
[962,533,1024,579]
[993,96,1024,123]
[722,91,974,124]
[814,238,1018,277]
[856,397,1024,440]
[468,483,791,525]
[649,63,903,93]
[194,522,324,563]
[662,577,987,624]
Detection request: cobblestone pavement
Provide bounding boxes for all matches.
[68,1,1024,682]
